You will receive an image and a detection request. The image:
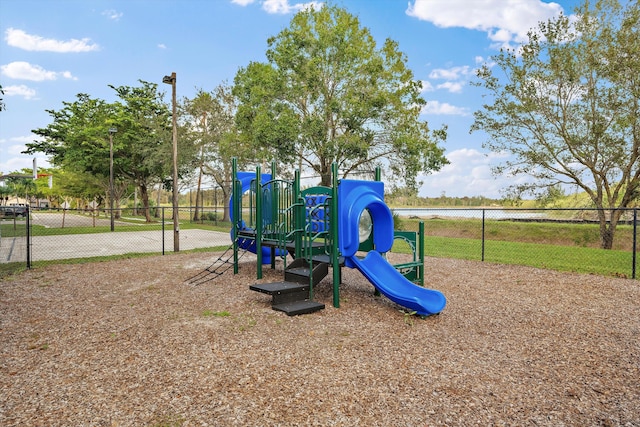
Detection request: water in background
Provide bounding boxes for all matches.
[391,208,546,220]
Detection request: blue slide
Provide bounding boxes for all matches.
[348,251,446,316]
[338,180,446,316]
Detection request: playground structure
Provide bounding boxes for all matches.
[230,158,446,316]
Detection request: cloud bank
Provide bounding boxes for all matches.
[406,0,565,50]
[5,28,99,52]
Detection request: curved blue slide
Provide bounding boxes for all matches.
[349,251,446,316]
[338,180,446,316]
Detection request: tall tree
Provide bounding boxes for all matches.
[233,4,447,189]
[26,82,175,222]
[471,0,640,249]
[183,84,250,222]
[109,81,174,222]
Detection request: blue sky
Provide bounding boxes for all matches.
[0,0,581,198]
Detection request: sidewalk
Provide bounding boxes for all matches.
[1,229,231,263]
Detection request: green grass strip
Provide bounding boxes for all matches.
[425,236,631,278]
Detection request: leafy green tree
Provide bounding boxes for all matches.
[472,0,639,249]
[26,81,175,222]
[233,4,447,189]
[183,84,250,221]
[109,81,174,221]
[26,94,119,207]
[1,175,34,205]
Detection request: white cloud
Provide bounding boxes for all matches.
[418,148,511,198]
[436,81,464,93]
[102,9,123,21]
[158,43,167,49]
[426,65,474,93]
[429,65,473,80]
[233,0,323,13]
[406,0,565,49]
[5,28,99,53]
[3,85,37,99]
[421,100,468,116]
[262,0,323,14]
[1,61,77,81]
[0,136,50,175]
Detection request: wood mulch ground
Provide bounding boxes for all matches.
[1,252,638,426]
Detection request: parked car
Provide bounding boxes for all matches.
[0,205,28,218]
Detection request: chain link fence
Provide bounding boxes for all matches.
[2,206,638,280]
[0,207,232,271]
[392,208,638,279]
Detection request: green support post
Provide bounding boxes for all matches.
[255,165,263,279]
[232,158,239,274]
[270,160,277,270]
[294,169,302,260]
[331,162,340,308]
[418,221,425,286]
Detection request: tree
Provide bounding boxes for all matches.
[0,84,5,111]
[183,84,251,222]
[26,82,175,222]
[109,81,174,222]
[233,4,447,189]
[471,0,640,249]
[26,94,118,205]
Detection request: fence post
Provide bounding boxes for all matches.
[481,209,485,262]
[162,207,165,256]
[633,208,637,279]
[26,206,31,269]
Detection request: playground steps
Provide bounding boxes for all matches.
[284,258,329,284]
[249,259,329,316]
[250,281,325,316]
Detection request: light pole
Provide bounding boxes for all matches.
[108,127,117,232]
[162,72,179,252]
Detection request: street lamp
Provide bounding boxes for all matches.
[108,127,117,232]
[163,72,179,252]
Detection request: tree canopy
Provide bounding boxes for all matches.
[25,81,175,220]
[233,4,447,188]
[471,0,639,249]
[182,84,248,221]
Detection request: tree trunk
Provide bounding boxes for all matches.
[319,159,331,187]
[598,208,622,250]
[139,183,152,222]
[222,168,231,222]
[193,165,203,221]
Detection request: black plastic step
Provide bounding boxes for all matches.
[284,258,329,284]
[272,300,325,316]
[250,281,310,305]
[250,281,308,295]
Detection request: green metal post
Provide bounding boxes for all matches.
[294,169,302,260]
[375,166,381,181]
[256,165,263,279]
[331,162,340,308]
[232,158,239,274]
[418,221,425,286]
[270,160,277,270]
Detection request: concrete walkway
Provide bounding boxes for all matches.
[1,228,231,263]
